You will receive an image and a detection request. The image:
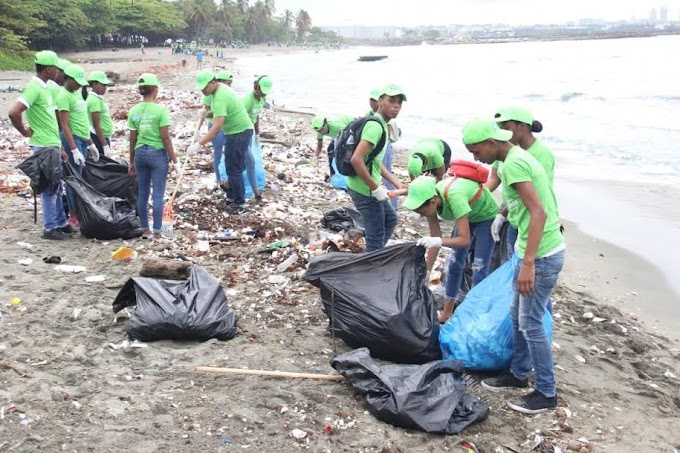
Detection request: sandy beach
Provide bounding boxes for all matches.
[0,47,679,452]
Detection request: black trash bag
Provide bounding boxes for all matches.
[331,348,489,434]
[62,163,143,240]
[303,243,440,364]
[320,207,364,235]
[112,265,239,342]
[16,147,62,195]
[82,155,138,204]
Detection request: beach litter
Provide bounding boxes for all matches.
[55,265,87,274]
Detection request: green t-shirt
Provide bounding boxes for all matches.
[436,177,499,223]
[317,115,354,140]
[202,95,212,109]
[526,139,555,187]
[412,138,445,171]
[87,93,113,138]
[346,114,388,196]
[126,102,172,150]
[210,85,253,135]
[56,88,90,141]
[502,146,564,259]
[241,91,266,124]
[19,77,60,147]
[46,80,60,111]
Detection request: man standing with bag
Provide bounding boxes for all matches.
[347,84,408,252]
[8,51,72,240]
[189,70,253,215]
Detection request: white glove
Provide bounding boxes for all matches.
[72,149,86,166]
[102,145,111,156]
[371,185,389,201]
[491,213,507,242]
[88,143,100,162]
[187,142,202,155]
[416,236,443,249]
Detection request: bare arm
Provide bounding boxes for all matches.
[160,126,177,164]
[254,117,260,136]
[425,216,443,271]
[380,164,406,190]
[442,216,471,250]
[128,130,138,174]
[91,112,107,148]
[197,116,224,146]
[8,102,32,137]
[350,140,378,190]
[58,110,77,151]
[433,165,446,181]
[315,138,323,158]
[514,181,547,296]
[485,167,501,192]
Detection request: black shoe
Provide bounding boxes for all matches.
[228,205,248,215]
[58,224,77,234]
[507,390,557,415]
[42,229,70,240]
[481,372,529,392]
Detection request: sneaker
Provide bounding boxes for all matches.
[481,372,529,392]
[228,205,248,215]
[58,224,77,234]
[42,229,70,240]
[507,390,557,415]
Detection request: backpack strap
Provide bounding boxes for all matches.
[363,116,387,170]
[442,177,484,206]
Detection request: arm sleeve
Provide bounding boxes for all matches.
[56,91,70,112]
[446,188,472,220]
[359,121,384,147]
[503,158,533,187]
[159,107,171,128]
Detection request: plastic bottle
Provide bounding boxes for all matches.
[276,253,298,272]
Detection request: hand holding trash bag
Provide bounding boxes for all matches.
[72,149,86,166]
[491,213,506,242]
[417,236,442,249]
[88,143,100,162]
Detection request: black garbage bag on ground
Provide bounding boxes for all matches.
[320,207,364,235]
[17,147,62,195]
[303,243,440,364]
[82,155,138,204]
[62,163,142,240]
[331,348,489,434]
[112,265,239,342]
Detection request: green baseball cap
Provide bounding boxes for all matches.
[402,176,437,211]
[216,70,233,82]
[370,88,381,101]
[56,58,71,71]
[494,107,533,125]
[311,116,325,131]
[34,50,58,66]
[462,118,513,145]
[195,69,215,90]
[87,71,112,85]
[138,73,159,87]
[381,83,407,101]
[257,75,273,95]
[64,64,88,87]
[407,154,426,178]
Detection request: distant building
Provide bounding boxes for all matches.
[319,26,402,39]
[659,6,668,24]
[649,7,658,24]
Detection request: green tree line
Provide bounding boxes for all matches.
[0,0,319,63]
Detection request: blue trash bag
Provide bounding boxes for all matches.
[217,135,267,199]
[330,157,347,189]
[439,254,554,372]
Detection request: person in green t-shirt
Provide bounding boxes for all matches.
[406,138,452,181]
[368,88,381,115]
[485,107,557,260]
[189,70,254,215]
[403,174,499,323]
[311,114,353,176]
[460,118,565,416]
[57,64,100,225]
[9,50,73,240]
[127,73,178,240]
[202,70,234,183]
[239,75,272,202]
[46,58,70,114]
[346,84,408,252]
[86,71,113,156]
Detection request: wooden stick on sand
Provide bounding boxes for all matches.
[195,366,345,381]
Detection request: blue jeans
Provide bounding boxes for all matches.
[510,250,565,398]
[224,129,254,205]
[445,219,495,302]
[382,143,398,210]
[134,146,169,233]
[348,189,398,252]
[90,133,110,156]
[31,146,68,231]
[60,133,88,214]
[245,136,258,194]
[210,124,226,182]
[506,224,518,258]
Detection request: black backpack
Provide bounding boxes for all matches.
[334,115,387,177]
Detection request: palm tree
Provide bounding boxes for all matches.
[263,0,275,20]
[184,0,215,37]
[281,9,293,30]
[295,9,311,40]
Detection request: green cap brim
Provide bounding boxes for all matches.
[195,80,210,90]
[402,193,427,211]
[75,77,89,87]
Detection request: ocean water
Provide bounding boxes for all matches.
[234,36,680,292]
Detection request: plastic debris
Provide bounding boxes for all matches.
[55,265,87,274]
[85,275,107,283]
[10,298,21,306]
[18,258,33,266]
[17,242,33,249]
[112,247,137,261]
[290,429,307,440]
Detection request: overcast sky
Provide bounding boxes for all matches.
[273,0,677,26]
